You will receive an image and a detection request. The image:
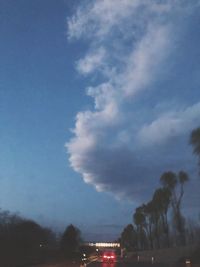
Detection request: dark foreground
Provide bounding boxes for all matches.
[4,254,199,267]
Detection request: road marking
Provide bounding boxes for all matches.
[86,259,98,265]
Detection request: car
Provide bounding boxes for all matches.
[102,250,116,263]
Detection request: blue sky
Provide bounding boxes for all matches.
[0,0,200,241]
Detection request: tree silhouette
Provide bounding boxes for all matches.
[142,201,156,249]
[160,171,177,191]
[152,187,171,247]
[60,224,81,258]
[160,171,189,245]
[120,224,137,250]
[190,127,200,170]
[133,206,147,249]
[0,210,56,264]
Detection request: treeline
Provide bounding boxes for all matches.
[121,171,195,250]
[0,210,57,265]
[120,127,200,251]
[0,210,86,265]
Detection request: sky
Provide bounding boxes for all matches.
[0,0,200,241]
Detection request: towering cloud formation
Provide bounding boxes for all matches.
[66,0,200,202]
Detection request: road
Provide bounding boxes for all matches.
[30,257,169,267]
[87,259,169,267]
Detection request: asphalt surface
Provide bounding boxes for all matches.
[87,259,169,267]
[29,256,170,267]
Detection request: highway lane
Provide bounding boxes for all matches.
[29,257,170,267]
[29,261,168,267]
[87,258,169,267]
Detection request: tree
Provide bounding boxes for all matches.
[190,127,200,170]
[120,224,137,250]
[160,171,177,191]
[133,206,147,250]
[60,224,81,258]
[160,171,189,245]
[152,188,171,248]
[11,219,56,257]
[0,210,56,264]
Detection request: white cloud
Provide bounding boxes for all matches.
[119,25,170,97]
[67,0,142,40]
[76,47,106,75]
[137,102,200,147]
[66,0,200,204]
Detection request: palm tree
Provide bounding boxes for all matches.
[190,127,200,169]
[120,224,137,250]
[152,188,171,247]
[160,171,177,190]
[190,127,200,155]
[142,202,154,249]
[177,171,189,208]
[175,171,189,245]
[133,206,147,250]
[160,171,177,213]
[160,171,189,246]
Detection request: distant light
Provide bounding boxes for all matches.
[85,242,120,248]
[91,242,120,247]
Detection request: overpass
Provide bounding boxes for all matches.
[84,242,120,248]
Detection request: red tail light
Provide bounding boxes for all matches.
[103,252,116,261]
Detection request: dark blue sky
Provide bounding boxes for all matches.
[0,0,200,241]
[0,0,134,240]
